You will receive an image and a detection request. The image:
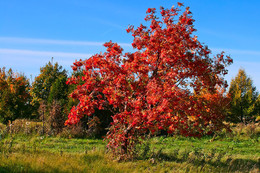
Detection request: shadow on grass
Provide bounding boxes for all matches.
[139,151,259,172]
[0,165,47,173]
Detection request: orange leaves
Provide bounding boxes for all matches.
[0,68,29,99]
[0,67,31,123]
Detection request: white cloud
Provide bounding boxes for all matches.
[0,48,93,78]
[0,48,93,59]
[2,37,260,56]
[0,46,260,90]
[0,37,132,47]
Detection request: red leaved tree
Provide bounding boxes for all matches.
[66,3,233,158]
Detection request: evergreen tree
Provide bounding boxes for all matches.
[47,75,69,134]
[228,68,258,123]
[48,75,68,106]
[254,95,260,121]
[30,59,67,117]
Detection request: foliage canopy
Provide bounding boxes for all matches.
[30,60,68,116]
[0,67,32,124]
[66,3,233,157]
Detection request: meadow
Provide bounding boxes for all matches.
[0,122,259,173]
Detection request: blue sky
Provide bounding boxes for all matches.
[0,0,260,90]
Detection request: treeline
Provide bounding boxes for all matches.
[0,60,259,137]
[0,60,111,137]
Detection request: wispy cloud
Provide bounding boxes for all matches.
[1,45,260,59]
[2,37,260,56]
[0,48,93,58]
[1,47,260,90]
[0,37,132,47]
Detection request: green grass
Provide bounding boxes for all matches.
[0,134,259,173]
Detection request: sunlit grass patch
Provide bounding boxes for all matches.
[0,133,259,172]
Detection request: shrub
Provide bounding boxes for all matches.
[47,100,65,135]
[7,119,43,135]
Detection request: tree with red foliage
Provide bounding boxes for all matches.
[66,3,232,158]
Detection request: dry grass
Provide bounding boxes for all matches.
[0,121,259,172]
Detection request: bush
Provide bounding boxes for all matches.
[7,119,43,135]
[241,123,260,138]
[58,122,87,138]
[217,122,260,139]
[0,123,5,131]
[0,123,6,139]
[47,100,65,135]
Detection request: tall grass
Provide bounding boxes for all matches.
[0,121,259,172]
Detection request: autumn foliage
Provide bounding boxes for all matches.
[0,67,32,124]
[66,3,233,157]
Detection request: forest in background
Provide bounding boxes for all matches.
[0,60,259,137]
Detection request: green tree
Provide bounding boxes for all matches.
[46,75,69,134]
[228,68,258,123]
[48,75,68,106]
[254,95,260,121]
[30,60,67,116]
[0,67,32,124]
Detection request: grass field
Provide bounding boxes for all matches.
[0,132,259,173]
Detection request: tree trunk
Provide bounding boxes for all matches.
[122,125,132,155]
[240,104,245,124]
